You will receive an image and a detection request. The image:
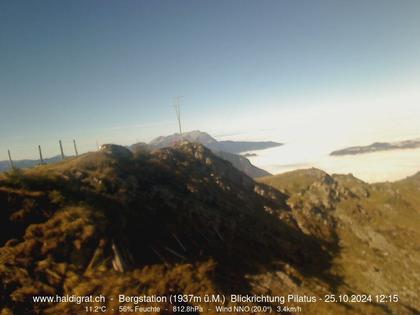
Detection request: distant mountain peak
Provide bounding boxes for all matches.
[149,130,282,154]
[149,130,217,148]
[144,130,282,178]
[331,138,420,156]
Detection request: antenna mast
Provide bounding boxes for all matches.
[173,96,183,137]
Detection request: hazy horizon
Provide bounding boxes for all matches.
[1,1,420,180]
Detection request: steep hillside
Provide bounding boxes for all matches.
[209,150,270,178]
[0,145,418,314]
[259,169,420,314]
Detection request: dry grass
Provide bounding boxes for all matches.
[0,146,419,314]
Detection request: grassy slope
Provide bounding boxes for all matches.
[0,144,332,314]
[0,145,418,315]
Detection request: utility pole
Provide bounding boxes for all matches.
[38,145,44,164]
[59,140,65,160]
[7,149,15,170]
[173,96,183,137]
[73,139,79,156]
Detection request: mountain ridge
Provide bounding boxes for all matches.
[0,143,419,314]
[148,130,283,154]
[331,138,420,156]
[1,131,276,178]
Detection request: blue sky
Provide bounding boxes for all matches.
[1,0,420,159]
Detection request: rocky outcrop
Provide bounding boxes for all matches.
[99,144,133,159]
[259,169,420,314]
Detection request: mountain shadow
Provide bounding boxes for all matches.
[0,142,344,315]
